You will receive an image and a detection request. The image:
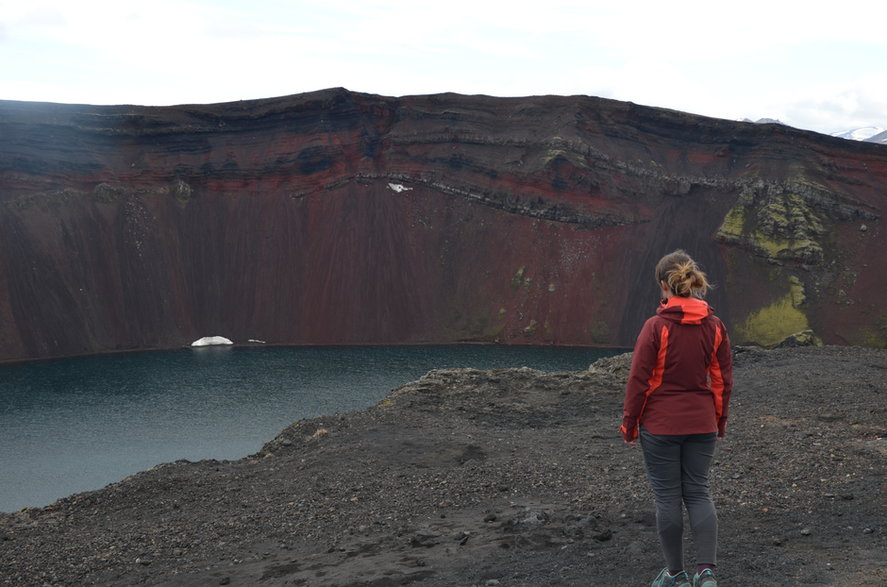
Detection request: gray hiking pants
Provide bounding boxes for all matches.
[640,427,718,571]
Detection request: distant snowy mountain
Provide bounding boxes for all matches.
[739,120,886,145]
[831,126,887,144]
[864,130,887,145]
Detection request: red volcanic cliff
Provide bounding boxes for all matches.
[0,88,884,361]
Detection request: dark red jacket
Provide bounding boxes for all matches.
[621,296,733,440]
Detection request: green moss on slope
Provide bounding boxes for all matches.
[735,277,812,346]
[716,183,827,265]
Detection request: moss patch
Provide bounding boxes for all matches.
[735,278,810,346]
[542,148,587,168]
[788,275,806,306]
[587,321,610,345]
[862,314,887,348]
[716,184,827,265]
[717,202,746,241]
[510,266,526,291]
[169,180,193,206]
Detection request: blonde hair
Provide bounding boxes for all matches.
[655,249,711,298]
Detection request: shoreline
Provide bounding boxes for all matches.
[0,341,633,367]
[1,345,625,513]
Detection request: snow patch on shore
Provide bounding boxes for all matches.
[191,336,233,347]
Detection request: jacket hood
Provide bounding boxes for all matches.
[657,296,713,324]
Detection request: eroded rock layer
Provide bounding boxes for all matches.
[0,89,884,360]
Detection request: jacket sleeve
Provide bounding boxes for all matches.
[711,323,733,437]
[621,318,660,442]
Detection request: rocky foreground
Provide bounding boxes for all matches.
[1,345,885,586]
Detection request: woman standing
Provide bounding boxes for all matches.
[620,250,733,587]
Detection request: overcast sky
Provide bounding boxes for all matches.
[2,0,886,135]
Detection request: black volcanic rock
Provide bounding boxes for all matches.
[1,89,885,361]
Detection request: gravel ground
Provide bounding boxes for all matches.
[1,345,885,586]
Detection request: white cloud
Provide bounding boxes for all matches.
[2,0,886,131]
[780,73,887,133]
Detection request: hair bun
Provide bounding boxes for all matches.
[654,250,711,298]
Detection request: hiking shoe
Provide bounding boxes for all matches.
[693,568,717,587]
[652,567,691,587]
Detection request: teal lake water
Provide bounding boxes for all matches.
[0,345,621,512]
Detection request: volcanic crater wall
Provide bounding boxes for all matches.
[0,88,884,362]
